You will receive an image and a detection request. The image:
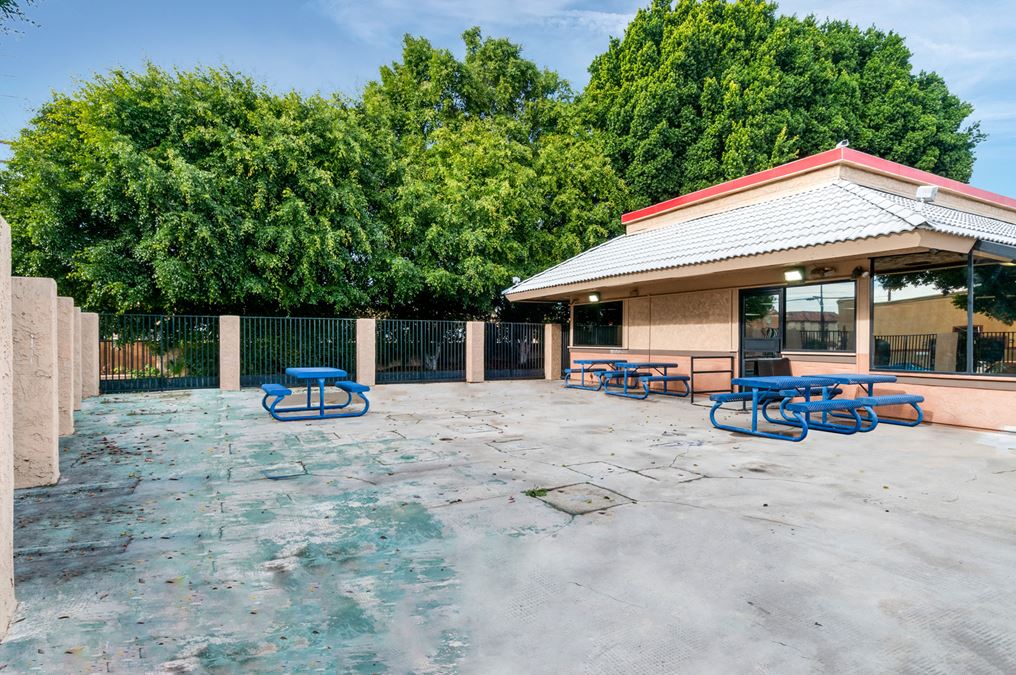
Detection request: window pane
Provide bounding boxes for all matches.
[872,263,968,373]
[784,282,855,351]
[573,301,623,346]
[970,261,1016,374]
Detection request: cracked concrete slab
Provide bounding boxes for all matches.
[2,380,1015,673]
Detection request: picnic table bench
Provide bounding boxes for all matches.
[564,359,627,391]
[604,362,688,400]
[261,367,370,421]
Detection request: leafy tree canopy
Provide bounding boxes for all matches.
[583,0,984,207]
[360,29,628,318]
[2,65,388,314]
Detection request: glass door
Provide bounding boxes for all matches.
[740,288,782,377]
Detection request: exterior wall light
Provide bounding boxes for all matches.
[783,267,805,282]
[588,292,600,302]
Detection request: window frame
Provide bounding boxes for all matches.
[571,300,624,348]
[781,279,858,353]
[868,250,1016,377]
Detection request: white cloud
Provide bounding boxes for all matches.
[311,0,632,44]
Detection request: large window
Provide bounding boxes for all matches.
[783,281,856,351]
[872,251,1016,375]
[573,301,623,346]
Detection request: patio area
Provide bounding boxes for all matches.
[4,380,1016,672]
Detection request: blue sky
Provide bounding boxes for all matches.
[2,0,1014,195]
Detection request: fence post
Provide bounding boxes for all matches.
[544,323,562,380]
[465,321,484,383]
[356,318,376,386]
[0,217,17,638]
[11,277,59,488]
[73,307,82,410]
[56,296,74,436]
[80,312,100,397]
[219,315,240,391]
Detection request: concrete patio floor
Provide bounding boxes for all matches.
[2,380,1016,673]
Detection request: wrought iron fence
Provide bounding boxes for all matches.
[240,317,357,387]
[975,331,1016,374]
[573,324,623,347]
[873,333,937,371]
[792,329,853,351]
[484,322,544,380]
[99,314,219,393]
[376,320,466,383]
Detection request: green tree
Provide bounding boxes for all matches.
[362,29,629,318]
[584,0,984,207]
[1,65,386,314]
[0,0,33,33]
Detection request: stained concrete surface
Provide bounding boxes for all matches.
[3,381,1016,673]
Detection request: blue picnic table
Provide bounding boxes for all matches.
[603,362,687,399]
[808,373,922,427]
[711,375,856,441]
[565,359,628,391]
[260,367,371,421]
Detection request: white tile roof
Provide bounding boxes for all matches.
[506,180,1016,295]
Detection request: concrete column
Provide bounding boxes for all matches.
[0,216,16,636]
[56,296,75,436]
[218,315,240,391]
[11,277,60,488]
[73,307,82,410]
[465,321,485,383]
[356,318,376,386]
[544,323,562,380]
[80,312,100,397]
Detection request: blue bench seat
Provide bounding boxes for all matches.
[784,398,868,413]
[261,383,292,397]
[336,381,370,394]
[639,374,690,398]
[855,393,924,426]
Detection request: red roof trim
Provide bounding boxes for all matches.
[620,147,1016,225]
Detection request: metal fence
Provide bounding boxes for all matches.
[376,320,466,383]
[874,333,937,371]
[572,324,623,347]
[793,329,853,351]
[975,331,1016,374]
[240,316,357,387]
[484,322,544,380]
[99,314,219,393]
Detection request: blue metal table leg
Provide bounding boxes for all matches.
[318,378,326,417]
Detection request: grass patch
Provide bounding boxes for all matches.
[523,488,548,498]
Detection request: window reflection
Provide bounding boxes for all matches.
[969,261,1016,374]
[573,301,623,346]
[784,282,855,351]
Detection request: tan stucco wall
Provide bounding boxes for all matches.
[465,321,484,383]
[73,307,82,410]
[56,296,75,436]
[0,216,16,636]
[649,290,736,352]
[356,318,376,386]
[218,315,240,391]
[80,312,100,398]
[544,324,562,380]
[11,277,60,488]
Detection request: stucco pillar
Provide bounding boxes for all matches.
[11,277,60,488]
[218,315,240,391]
[80,312,100,397]
[73,307,82,410]
[0,217,17,636]
[356,318,376,386]
[544,323,562,380]
[855,278,871,374]
[465,321,484,383]
[56,296,75,436]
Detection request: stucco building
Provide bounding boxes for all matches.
[505,147,1016,431]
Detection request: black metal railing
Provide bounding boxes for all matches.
[99,314,219,393]
[484,322,544,380]
[975,331,1016,374]
[240,316,357,387]
[791,329,854,351]
[573,323,623,347]
[376,319,466,383]
[874,333,937,371]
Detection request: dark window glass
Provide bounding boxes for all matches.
[872,261,968,373]
[784,282,856,351]
[573,301,623,346]
[968,261,1016,374]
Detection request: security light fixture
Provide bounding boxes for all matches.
[588,292,600,302]
[783,267,805,283]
